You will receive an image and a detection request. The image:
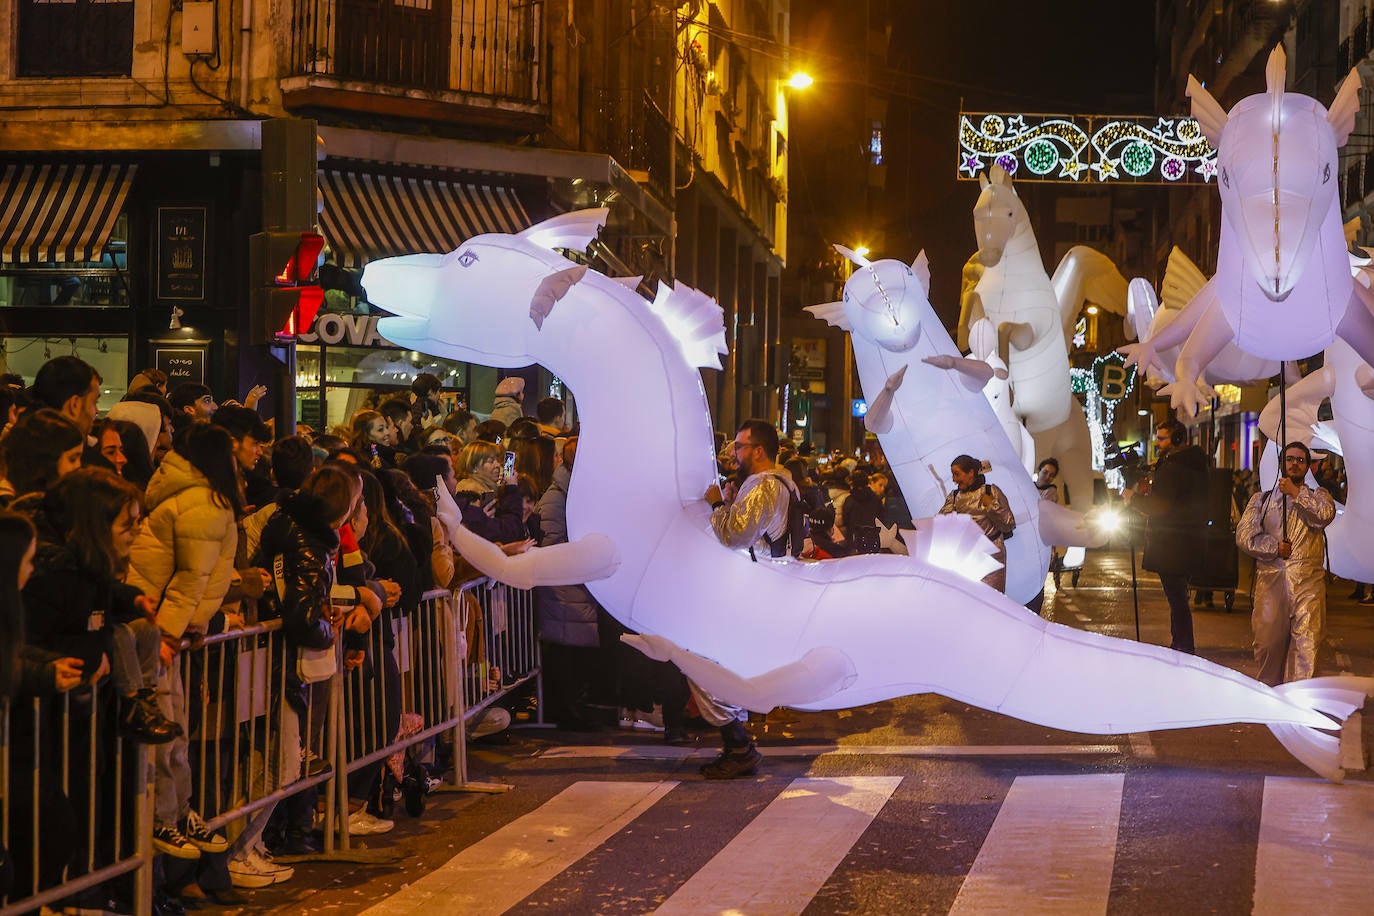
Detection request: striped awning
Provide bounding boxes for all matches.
[0,163,136,264]
[319,168,530,268]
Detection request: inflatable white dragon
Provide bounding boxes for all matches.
[360,208,1370,781]
[806,248,1097,604]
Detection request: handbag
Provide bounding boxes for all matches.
[296,646,337,684]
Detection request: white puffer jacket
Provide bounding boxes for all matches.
[127,451,238,638]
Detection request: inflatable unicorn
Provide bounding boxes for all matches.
[806,248,1095,604]
[360,208,1371,781]
[960,164,1128,510]
[1121,46,1374,417]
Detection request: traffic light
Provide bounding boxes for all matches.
[249,230,325,343]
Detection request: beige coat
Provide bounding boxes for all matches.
[127,451,239,639]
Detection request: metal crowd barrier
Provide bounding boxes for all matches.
[0,688,152,916]
[1,578,542,905]
[332,581,542,846]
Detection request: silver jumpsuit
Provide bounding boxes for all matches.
[1235,485,1334,686]
[940,483,1016,593]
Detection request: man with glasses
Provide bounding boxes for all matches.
[696,419,800,778]
[1123,420,1210,655]
[1236,442,1335,686]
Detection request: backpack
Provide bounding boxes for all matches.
[758,473,809,559]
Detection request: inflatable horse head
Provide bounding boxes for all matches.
[359,210,612,368]
[832,245,930,352]
[972,163,1029,268]
[1188,45,1360,303]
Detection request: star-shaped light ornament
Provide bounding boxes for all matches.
[1006,115,1029,136]
[1152,117,1175,138]
[1092,158,1119,180]
[1059,158,1086,180]
[1196,158,1218,182]
[960,153,985,177]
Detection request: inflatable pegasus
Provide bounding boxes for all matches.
[959,163,1128,511]
[1120,46,1374,417]
[360,207,1371,781]
[1253,256,1374,581]
[1125,248,1280,389]
[806,248,1097,604]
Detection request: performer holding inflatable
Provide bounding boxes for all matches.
[939,455,1015,593]
[698,419,800,778]
[1237,443,1335,687]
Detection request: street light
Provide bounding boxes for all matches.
[788,72,814,90]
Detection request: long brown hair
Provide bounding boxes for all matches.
[44,467,143,580]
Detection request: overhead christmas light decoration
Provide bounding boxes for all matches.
[958,113,1218,184]
[1070,353,1136,490]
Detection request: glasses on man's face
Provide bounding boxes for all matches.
[1284,456,1309,464]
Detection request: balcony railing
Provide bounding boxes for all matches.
[288,0,548,107]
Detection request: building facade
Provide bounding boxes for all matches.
[0,0,789,432]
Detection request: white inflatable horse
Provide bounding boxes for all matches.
[1121,46,1374,417]
[961,164,1128,510]
[360,208,1371,781]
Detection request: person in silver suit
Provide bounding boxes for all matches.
[1236,441,1335,686]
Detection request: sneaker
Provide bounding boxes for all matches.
[618,705,665,731]
[184,809,228,854]
[152,825,202,860]
[468,707,511,739]
[699,745,763,780]
[348,808,395,836]
[229,848,294,888]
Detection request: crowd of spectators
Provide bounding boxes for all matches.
[0,352,924,912]
[0,359,599,913]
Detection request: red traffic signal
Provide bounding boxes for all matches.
[249,230,327,344]
[275,232,325,285]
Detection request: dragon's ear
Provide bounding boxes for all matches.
[1187,75,1229,146]
[1329,68,1362,146]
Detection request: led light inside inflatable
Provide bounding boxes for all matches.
[361,208,1371,781]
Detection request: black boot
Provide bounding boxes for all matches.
[120,689,182,744]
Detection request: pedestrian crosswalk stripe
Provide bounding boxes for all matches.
[360,780,677,916]
[539,743,1125,760]
[949,774,1124,915]
[1253,777,1374,915]
[654,777,902,915]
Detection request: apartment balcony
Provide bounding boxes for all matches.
[281,0,550,132]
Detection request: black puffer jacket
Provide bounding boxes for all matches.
[24,542,145,676]
[255,490,339,709]
[1138,444,1211,577]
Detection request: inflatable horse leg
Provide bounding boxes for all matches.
[434,479,620,588]
[1037,499,1107,549]
[623,633,857,713]
[1342,283,1374,371]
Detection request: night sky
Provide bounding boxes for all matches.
[794,1,1160,325]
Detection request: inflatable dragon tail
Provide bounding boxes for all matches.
[1266,676,1373,783]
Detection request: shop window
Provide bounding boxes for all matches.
[295,341,470,433]
[0,217,130,308]
[16,0,135,77]
[0,335,129,413]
